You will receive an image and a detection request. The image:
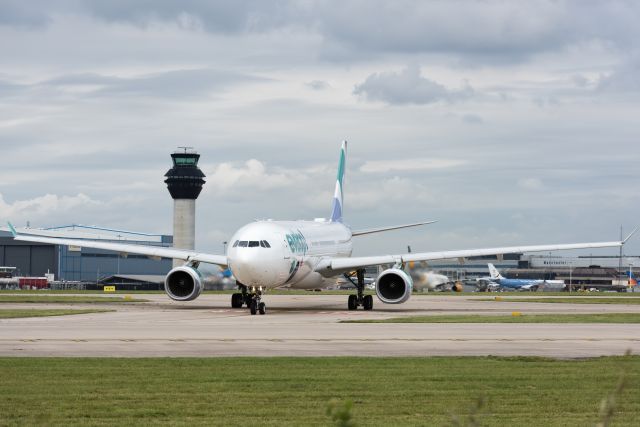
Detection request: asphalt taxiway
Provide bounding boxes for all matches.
[1,294,639,358]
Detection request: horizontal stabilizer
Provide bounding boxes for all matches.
[352,220,437,237]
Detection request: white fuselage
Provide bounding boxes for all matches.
[226,220,352,290]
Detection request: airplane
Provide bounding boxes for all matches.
[476,263,566,292]
[412,270,460,292]
[405,247,461,292]
[7,141,638,315]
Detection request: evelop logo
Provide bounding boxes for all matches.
[286,230,308,255]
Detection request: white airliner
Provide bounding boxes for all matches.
[7,142,637,315]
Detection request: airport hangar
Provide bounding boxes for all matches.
[0,224,173,287]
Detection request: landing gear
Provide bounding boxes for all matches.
[363,295,373,310]
[248,286,266,315]
[344,269,373,311]
[348,294,357,310]
[231,293,243,308]
[231,283,251,308]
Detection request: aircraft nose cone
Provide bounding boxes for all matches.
[229,251,280,287]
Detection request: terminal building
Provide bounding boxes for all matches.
[0,224,173,282]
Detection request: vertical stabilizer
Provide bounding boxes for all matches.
[330,141,347,222]
[488,263,503,280]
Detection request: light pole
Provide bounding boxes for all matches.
[116,234,122,275]
[223,241,228,254]
[569,261,572,293]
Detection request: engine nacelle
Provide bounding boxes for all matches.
[164,266,204,301]
[375,268,413,304]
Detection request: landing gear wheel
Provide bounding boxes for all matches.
[250,300,258,315]
[258,302,266,315]
[231,293,243,308]
[348,294,358,310]
[363,294,373,311]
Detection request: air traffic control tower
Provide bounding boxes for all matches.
[165,148,206,267]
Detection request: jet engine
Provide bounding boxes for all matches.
[375,268,413,304]
[164,266,204,301]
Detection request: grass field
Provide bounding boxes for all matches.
[485,297,640,305]
[0,309,113,318]
[0,357,638,426]
[344,313,640,324]
[0,296,146,303]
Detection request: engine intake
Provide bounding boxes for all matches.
[164,266,203,301]
[375,268,413,304]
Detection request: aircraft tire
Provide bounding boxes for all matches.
[231,293,243,308]
[250,300,258,315]
[363,295,373,311]
[348,294,357,310]
[258,302,266,315]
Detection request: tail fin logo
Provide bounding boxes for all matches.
[488,263,503,280]
[330,141,347,222]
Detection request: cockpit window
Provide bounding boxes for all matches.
[236,240,270,248]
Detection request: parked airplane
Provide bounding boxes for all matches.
[8,142,637,315]
[476,263,566,291]
[412,270,460,292]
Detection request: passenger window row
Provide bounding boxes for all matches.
[232,240,271,248]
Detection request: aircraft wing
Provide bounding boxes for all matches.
[315,239,627,276]
[8,224,227,267]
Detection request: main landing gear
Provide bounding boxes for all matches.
[344,269,373,311]
[231,283,266,315]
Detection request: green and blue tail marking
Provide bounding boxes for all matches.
[330,141,347,223]
[7,222,17,237]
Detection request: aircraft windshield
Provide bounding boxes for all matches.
[233,240,271,248]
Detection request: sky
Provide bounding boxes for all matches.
[0,0,638,257]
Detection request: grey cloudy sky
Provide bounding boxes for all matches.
[0,0,639,256]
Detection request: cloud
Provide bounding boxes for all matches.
[360,157,467,173]
[306,80,330,90]
[206,159,293,191]
[1,69,264,100]
[353,65,474,105]
[517,178,544,190]
[597,58,640,93]
[461,114,483,124]
[0,193,102,222]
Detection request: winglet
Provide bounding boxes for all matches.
[623,226,639,244]
[7,222,17,237]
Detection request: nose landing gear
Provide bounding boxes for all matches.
[232,283,267,315]
[344,269,373,311]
